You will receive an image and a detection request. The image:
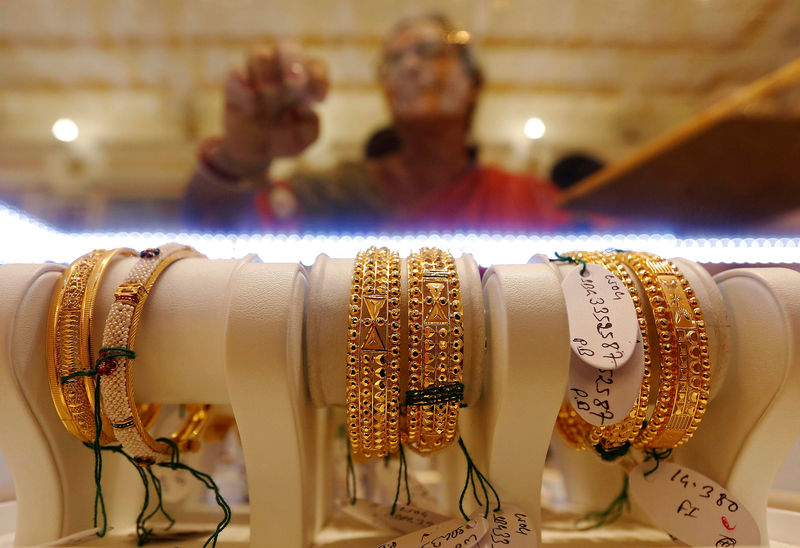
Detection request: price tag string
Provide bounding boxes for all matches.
[550,252,588,276]
[391,444,411,515]
[576,475,631,531]
[346,441,357,505]
[457,437,501,521]
[61,350,231,547]
[576,445,675,530]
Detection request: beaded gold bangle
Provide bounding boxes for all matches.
[403,248,464,455]
[614,252,711,450]
[47,248,138,445]
[346,246,402,459]
[97,244,209,465]
[554,251,652,452]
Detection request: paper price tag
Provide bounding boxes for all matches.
[472,506,538,547]
[629,461,761,547]
[566,336,645,427]
[377,517,489,548]
[339,499,452,534]
[562,263,638,370]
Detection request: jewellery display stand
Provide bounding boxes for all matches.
[1,253,799,547]
[0,256,312,547]
[543,259,800,547]
[306,256,570,547]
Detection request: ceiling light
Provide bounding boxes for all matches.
[52,118,79,142]
[524,117,545,140]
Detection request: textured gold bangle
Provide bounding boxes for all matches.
[615,252,711,450]
[554,251,653,452]
[346,246,402,458]
[47,248,138,445]
[98,244,210,465]
[403,247,464,455]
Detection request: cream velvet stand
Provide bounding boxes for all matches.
[0,255,310,547]
[544,258,800,547]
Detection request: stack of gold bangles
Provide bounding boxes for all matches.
[47,244,213,464]
[555,250,711,454]
[347,246,465,460]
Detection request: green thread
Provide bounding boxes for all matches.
[576,475,630,530]
[156,438,232,548]
[552,252,588,276]
[144,467,176,530]
[457,437,501,520]
[405,382,465,406]
[346,442,357,505]
[390,445,411,515]
[643,448,673,477]
[593,441,631,462]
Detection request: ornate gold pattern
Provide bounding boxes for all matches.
[403,248,463,454]
[346,246,401,458]
[47,248,137,444]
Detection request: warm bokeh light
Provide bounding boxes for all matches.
[524,117,546,140]
[51,118,79,142]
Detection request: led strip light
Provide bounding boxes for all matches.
[0,202,798,265]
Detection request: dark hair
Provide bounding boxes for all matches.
[549,153,605,190]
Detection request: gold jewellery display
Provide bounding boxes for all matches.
[96,243,209,465]
[346,246,402,459]
[45,244,230,546]
[403,247,464,455]
[555,250,711,453]
[346,246,465,459]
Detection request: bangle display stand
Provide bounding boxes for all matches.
[0,252,799,547]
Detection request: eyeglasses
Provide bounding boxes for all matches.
[380,40,455,73]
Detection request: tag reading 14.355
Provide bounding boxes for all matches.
[562,262,638,370]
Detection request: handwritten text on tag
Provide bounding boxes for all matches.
[472,505,538,547]
[338,499,452,534]
[377,517,489,548]
[562,263,638,370]
[629,461,761,547]
[566,337,645,427]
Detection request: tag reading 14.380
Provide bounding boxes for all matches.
[562,262,638,370]
[629,461,761,547]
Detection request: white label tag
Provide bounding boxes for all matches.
[338,499,452,534]
[629,461,761,547]
[566,336,645,427]
[376,517,489,548]
[472,506,538,547]
[562,263,638,370]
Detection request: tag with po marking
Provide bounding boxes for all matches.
[562,263,638,370]
[629,461,760,547]
[566,336,644,427]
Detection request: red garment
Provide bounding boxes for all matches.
[390,165,570,231]
[254,163,572,232]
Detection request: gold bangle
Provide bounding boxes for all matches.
[403,247,464,454]
[554,251,653,452]
[346,247,402,458]
[97,244,210,465]
[47,248,138,445]
[615,252,711,450]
